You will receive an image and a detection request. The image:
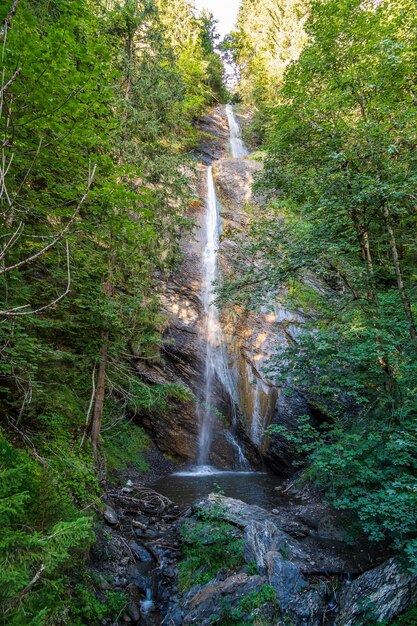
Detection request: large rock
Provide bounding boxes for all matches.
[266,553,327,626]
[207,495,377,576]
[336,558,417,625]
[244,520,308,574]
[183,497,330,625]
[183,573,266,625]
[213,158,262,210]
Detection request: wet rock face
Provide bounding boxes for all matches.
[134,104,312,472]
[197,105,230,162]
[213,158,262,209]
[211,121,314,474]
[132,107,244,467]
[336,558,417,625]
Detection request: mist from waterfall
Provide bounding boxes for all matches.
[197,165,221,466]
[196,166,248,469]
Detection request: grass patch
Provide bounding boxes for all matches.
[209,585,277,625]
[179,500,244,590]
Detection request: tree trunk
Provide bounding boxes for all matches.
[90,332,109,452]
[382,205,417,343]
[350,207,395,391]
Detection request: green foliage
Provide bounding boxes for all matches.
[222,0,417,570]
[69,585,127,626]
[156,0,228,114]
[230,0,309,136]
[179,501,244,590]
[0,0,216,621]
[0,433,94,625]
[386,605,417,626]
[209,584,277,625]
[104,421,150,474]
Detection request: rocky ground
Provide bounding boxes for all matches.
[92,473,417,626]
[90,480,182,626]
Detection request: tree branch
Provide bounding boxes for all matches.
[0,0,20,39]
[0,241,71,316]
[0,67,21,98]
[0,164,96,276]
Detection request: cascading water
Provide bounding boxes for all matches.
[196,163,249,470]
[197,165,221,466]
[226,104,249,159]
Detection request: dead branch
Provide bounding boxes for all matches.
[6,415,47,464]
[0,66,21,98]
[0,220,23,262]
[4,563,45,616]
[0,164,96,276]
[80,363,97,449]
[0,0,20,39]
[0,240,71,316]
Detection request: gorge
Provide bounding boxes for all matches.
[2,1,417,625]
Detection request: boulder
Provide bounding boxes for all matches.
[336,558,417,625]
[129,541,154,563]
[244,519,308,574]
[183,573,266,625]
[266,553,327,626]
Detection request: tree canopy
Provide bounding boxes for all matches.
[0,0,226,622]
[224,0,417,570]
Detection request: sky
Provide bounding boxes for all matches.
[194,0,240,38]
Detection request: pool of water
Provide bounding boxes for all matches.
[153,465,284,509]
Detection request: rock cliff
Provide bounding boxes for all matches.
[134,105,314,472]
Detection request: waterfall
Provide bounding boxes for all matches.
[197,165,221,466]
[196,164,249,469]
[225,104,249,159]
[196,106,251,470]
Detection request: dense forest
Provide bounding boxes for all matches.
[0,0,226,622]
[1,0,417,625]
[225,0,417,571]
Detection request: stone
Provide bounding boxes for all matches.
[213,158,263,210]
[129,541,154,563]
[126,601,141,624]
[97,575,110,591]
[265,553,327,626]
[336,558,417,625]
[183,573,266,626]
[103,505,118,526]
[164,605,184,626]
[243,520,301,574]
[132,518,147,530]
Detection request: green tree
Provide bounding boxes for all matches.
[222,0,417,567]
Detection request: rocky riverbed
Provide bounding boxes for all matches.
[91,477,417,626]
